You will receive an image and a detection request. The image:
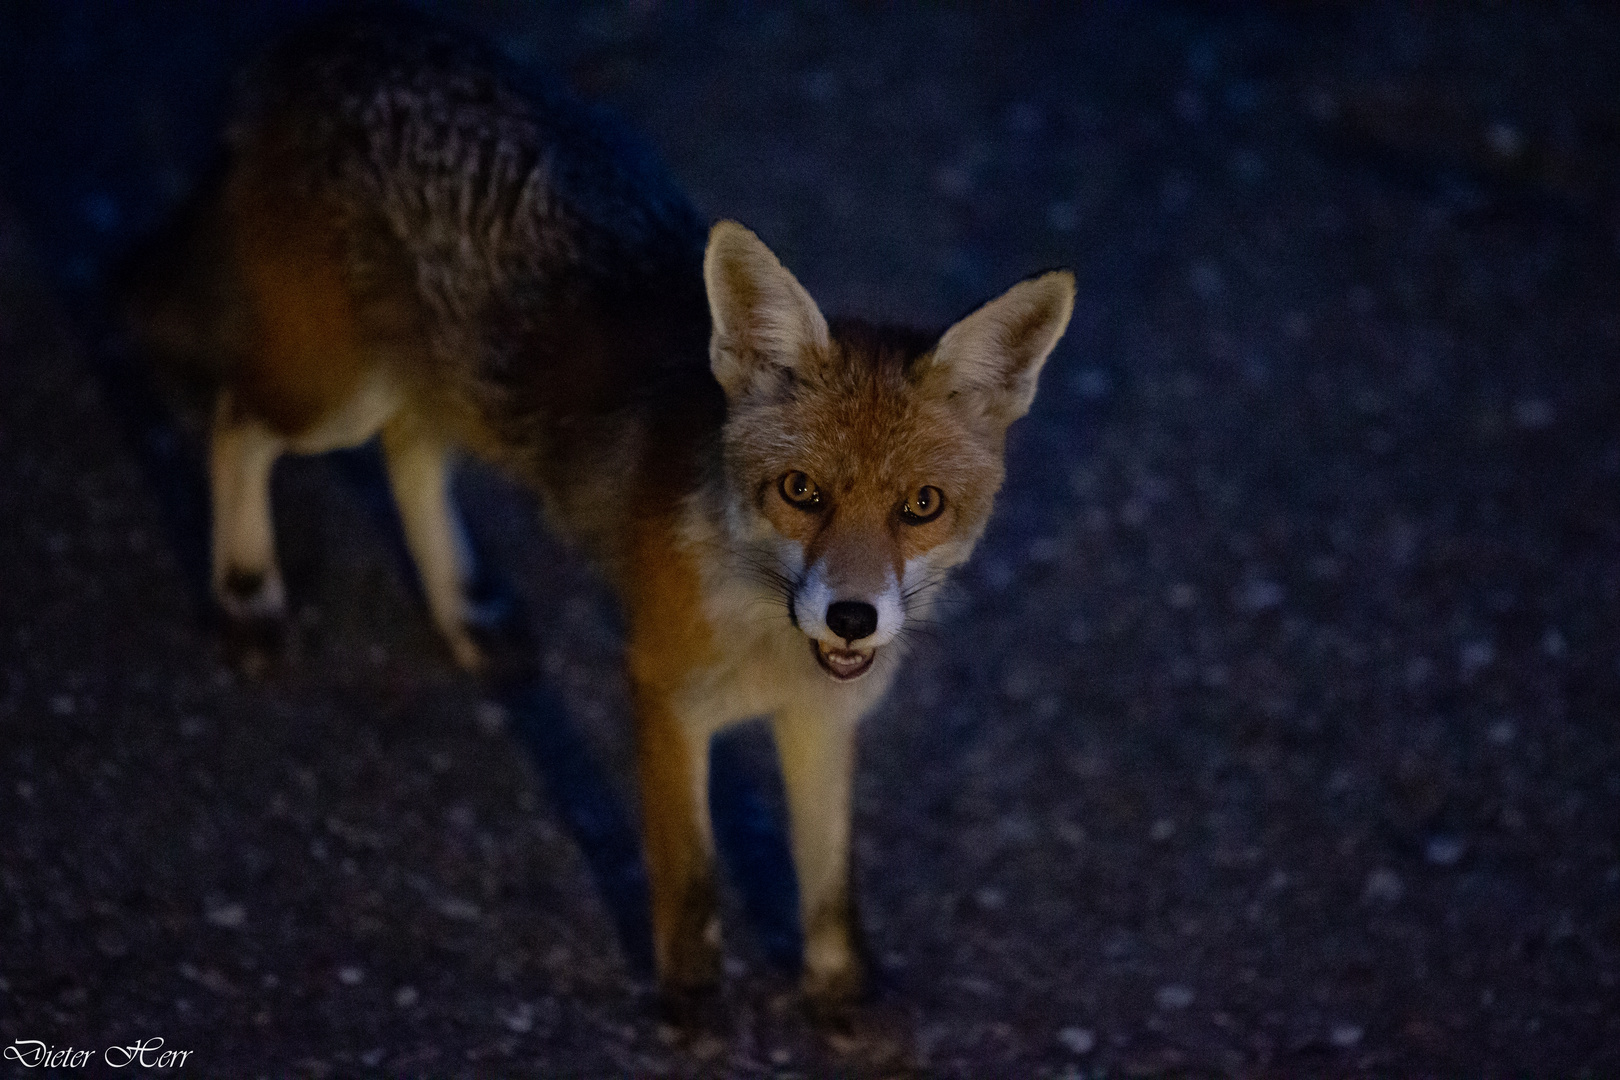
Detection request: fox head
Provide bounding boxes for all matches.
[702,221,1074,682]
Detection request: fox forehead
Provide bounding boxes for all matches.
[723,321,1007,538]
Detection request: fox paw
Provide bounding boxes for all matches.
[217,568,289,677]
[454,575,535,682]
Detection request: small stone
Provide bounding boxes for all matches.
[338,966,365,986]
[934,165,973,198]
[689,1034,725,1061]
[498,1003,534,1033]
[1155,984,1195,1010]
[769,1047,792,1065]
[1425,835,1466,867]
[1485,122,1523,158]
[1236,579,1285,612]
[1166,583,1198,609]
[1404,655,1432,688]
[799,69,839,103]
[96,929,130,959]
[438,897,482,922]
[1057,1026,1096,1055]
[1047,201,1079,233]
[1486,719,1516,746]
[1511,397,1554,429]
[394,985,419,1008]
[1027,537,1062,565]
[1329,1023,1364,1048]
[205,901,246,929]
[1189,262,1223,299]
[1363,868,1404,907]
[359,1048,385,1067]
[1458,640,1494,681]
[1150,818,1177,842]
[1006,101,1044,135]
[475,701,507,735]
[49,694,74,716]
[1001,667,1040,702]
[975,887,1005,911]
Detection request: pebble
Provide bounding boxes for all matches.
[498,1002,535,1033]
[1458,640,1495,681]
[95,929,129,959]
[1155,983,1195,1010]
[204,901,245,929]
[394,985,419,1008]
[1425,835,1466,867]
[1363,868,1404,907]
[1069,368,1112,400]
[438,897,482,922]
[337,966,365,986]
[1188,262,1224,299]
[475,701,507,735]
[1329,1023,1364,1048]
[1511,397,1554,429]
[1236,579,1285,612]
[1057,1026,1096,1055]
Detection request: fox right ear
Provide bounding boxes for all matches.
[704,221,830,400]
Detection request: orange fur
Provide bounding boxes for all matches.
[223,170,370,439]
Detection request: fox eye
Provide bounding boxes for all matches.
[899,485,945,525]
[779,471,823,510]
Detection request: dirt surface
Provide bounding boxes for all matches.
[2,4,1618,1077]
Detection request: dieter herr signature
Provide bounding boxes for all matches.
[5,1037,193,1069]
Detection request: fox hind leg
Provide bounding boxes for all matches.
[209,391,289,666]
[379,413,495,673]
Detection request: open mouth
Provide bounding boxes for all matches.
[813,640,875,681]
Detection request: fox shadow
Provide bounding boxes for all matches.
[93,328,808,980]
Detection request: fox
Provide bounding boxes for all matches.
[124,11,1074,1012]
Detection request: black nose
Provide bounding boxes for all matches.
[825,601,878,643]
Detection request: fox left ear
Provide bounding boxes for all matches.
[704,220,830,402]
[926,270,1076,426]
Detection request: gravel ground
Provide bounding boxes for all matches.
[2,4,1618,1077]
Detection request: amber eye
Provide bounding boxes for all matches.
[779,471,823,510]
[899,485,945,524]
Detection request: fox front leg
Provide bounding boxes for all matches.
[772,706,866,1007]
[633,686,722,1009]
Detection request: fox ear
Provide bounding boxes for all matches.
[926,270,1076,425]
[704,220,830,400]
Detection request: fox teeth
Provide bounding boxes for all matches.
[813,641,875,680]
